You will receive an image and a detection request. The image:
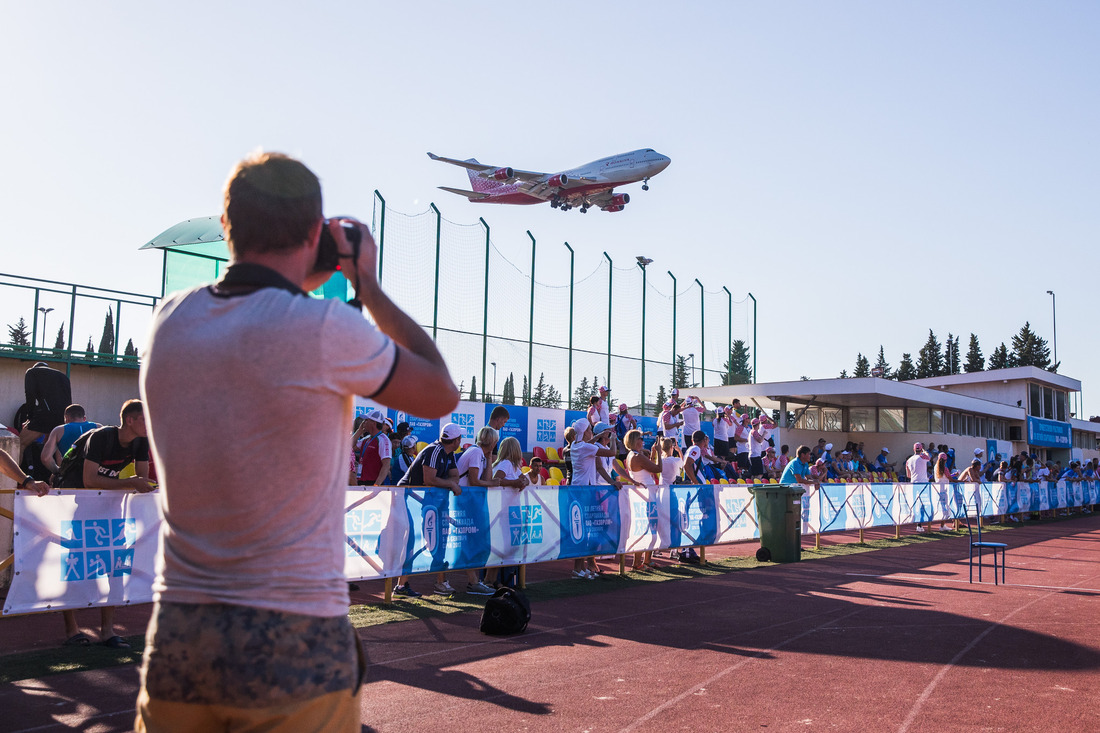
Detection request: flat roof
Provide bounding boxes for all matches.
[686,377,1024,420]
[909,366,1080,392]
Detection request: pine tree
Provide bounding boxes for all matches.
[98,308,115,357]
[571,376,591,410]
[721,340,752,385]
[916,330,943,378]
[672,355,689,390]
[873,346,892,378]
[838,369,849,379]
[853,353,870,378]
[468,376,477,402]
[1010,322,1053,370]
[895,353,916,381]
[530,373,560,407]
[655,384,667,408]
[963,333,984,373]
[988,342,1011,370]
[7,317,31,346]
[54,324,66,350]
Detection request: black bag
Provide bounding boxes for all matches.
[479,587,531,635]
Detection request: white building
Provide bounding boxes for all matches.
[687,366,1100,467]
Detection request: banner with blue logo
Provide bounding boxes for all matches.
[392,410,439,446]
[345,488,405,581]
[556,485,622,557]
[1027,416,1071,449]
[669,484,718,548]
[714,484,758,543]
[489,487,558,566]
[619,485,669,553]
[866,483,899,526]
[527,407,564,449]
[818,484,850,531]
[6,491,161,615]
[448,402,485,445]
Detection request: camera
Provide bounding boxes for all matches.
[315,219,362,272]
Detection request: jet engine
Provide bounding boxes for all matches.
[547,173,569,188]
[603,205,624,213]
[609,193,630,207]
[487,167,514,181]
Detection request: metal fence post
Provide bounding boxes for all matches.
[604,252,612,389]
[430,203,441,340]
[373,191,386,285]
[668,271,677,381]
[639,262,647,415]
[565,242,574,405]
[480,217,490,401]
[748,292,757,383]
[723,286,732,384]
[696,279,704,387]
[527,231,536,401]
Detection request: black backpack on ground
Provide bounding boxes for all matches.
[480,587,531,636]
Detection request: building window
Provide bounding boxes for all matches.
[1056,392,1067,422]
[907,408,929,433]
[976,417,987,438]
[1042,387,1054,419]
[849,408,874,432]
[823,408,843,432]
[1029,384,1041,416]
[930,409,943,433]
[878,408,904,432]
[795,408,819,431]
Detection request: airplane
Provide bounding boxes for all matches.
[427,148,671,213]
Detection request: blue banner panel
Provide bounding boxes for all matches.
[867,484,897,525]
[669,485,718,548]
[557,486,622,557]
[494,404,528,449]
[818,484,850,531]
[1027,416,1071,448]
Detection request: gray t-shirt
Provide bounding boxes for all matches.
[140,281,396,617]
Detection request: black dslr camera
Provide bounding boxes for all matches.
[315,219,362,272]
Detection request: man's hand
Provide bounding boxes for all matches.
[331,218,378,290]
[26,478,50,497]
[123,477,158,493]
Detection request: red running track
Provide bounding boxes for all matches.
[4,517,1100,732]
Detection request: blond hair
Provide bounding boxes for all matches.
[494,437,523,471]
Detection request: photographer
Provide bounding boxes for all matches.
[137,151,458,731]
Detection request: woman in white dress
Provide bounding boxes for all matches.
[624,430,662,570]
[933,452,953,531]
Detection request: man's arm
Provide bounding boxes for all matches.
[422,464,461,495]
[336,220,459,419]
[0,449,49,496]
[82,460,155,493]
[595,459,622,489]
[374,458,391,486]
[40,425,65,474]
[684,457,699,484]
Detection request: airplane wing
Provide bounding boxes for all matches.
[427,152,504,174]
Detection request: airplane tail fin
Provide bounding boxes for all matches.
[465,158,507,194]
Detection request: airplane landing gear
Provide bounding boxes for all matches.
[580,205,589,213]
[550,196,560,209]
[642,177,650,191]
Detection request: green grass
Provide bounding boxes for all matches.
[0,518,1039,683]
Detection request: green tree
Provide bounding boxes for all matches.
[97,307,115,358]
[895,352,916,381]
[7,317,31,346]
[853,353,870,378]
[502,373,515,404]
[916,330,943,378]
[672,355,689,390]
[570,376,591,410]
[838,369,849,379]
[529,373,561,408]
[521,375,530,406]
[1010,322,1054,370]
[873,346,892,378]
[124,338,138,358]
[721,340,752,385]
[654,384,667,408]
[468,376,477,402]
[988,342,1012,370]
[54,324,66,350]
[84,336,95,361]
[943,333,961,375]
[963,333,984,373]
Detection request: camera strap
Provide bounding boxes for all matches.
[208,264,306,299]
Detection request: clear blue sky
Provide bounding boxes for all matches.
[2,3,1097,412]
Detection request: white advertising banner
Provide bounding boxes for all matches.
[5,490,162,615]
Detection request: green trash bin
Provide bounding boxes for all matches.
[749,484,806,563]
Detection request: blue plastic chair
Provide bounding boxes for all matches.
[963,496,1007,584]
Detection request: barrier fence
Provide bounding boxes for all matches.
[5,480,1099,615]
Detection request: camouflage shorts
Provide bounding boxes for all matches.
[141,601,363,707]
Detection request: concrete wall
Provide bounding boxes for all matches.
[942,381,1028,411]
[1,432,17,590]
[1,357,141,430]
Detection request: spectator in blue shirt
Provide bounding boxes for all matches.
[780,446,817,488]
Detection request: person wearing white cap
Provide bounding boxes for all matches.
[681,396,704,440]
[874,447,896,473]
[661,399,685,449]
[569,419,621,579]
[596,385,611,425]
[748,414,775,479]
[905,442,933,533]
[713,406,734,461]
[355,408,392,486]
